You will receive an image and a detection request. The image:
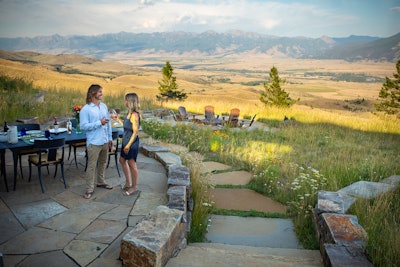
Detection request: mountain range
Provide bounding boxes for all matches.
[0,30,399,62]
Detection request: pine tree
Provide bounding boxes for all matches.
[260,66,298,107]
[375,60,400,117]
[156,61,187,102]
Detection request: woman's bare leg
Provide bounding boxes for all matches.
[119,157,131,188]
[126,159,138,194]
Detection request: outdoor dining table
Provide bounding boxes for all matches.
[0,127,122,192]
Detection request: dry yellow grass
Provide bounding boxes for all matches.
[0,54,397,119]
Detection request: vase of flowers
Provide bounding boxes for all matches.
[73,105,82,134]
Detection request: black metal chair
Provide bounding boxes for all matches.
[84,130,121,177]
[15,123,41,179]
[67,118,86,168]
[28,137,66,193]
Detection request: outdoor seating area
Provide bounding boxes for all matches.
[150,106,257,129]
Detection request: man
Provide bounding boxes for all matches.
[80,84,113,199]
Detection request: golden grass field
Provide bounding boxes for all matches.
[0,51,397,121]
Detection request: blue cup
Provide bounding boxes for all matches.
[21,128,27,136]
[45,130,51,139]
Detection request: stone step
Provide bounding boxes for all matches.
[205,215,300,249]
[209,188,286,214]
[166,243,323,267]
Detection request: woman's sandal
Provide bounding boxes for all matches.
[84,191,94,199]
[123,187,138,196]
[121,183,132,191]
[96,183,113,190]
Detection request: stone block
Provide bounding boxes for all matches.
[380,175,400,186]
[167,186,187,214]
[155,152,182,167]
[317,191,345,213]
[323,243,373,267]
[338,181,395,199]
[321,213,367,248]
[120,206,185,267]
[167,165,191,201]
[141,145,170,158]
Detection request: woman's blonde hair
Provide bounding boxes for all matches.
[125,93,140,117]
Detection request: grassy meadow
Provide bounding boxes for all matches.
[1,54,399,266]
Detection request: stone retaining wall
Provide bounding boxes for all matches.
[120,144,192,267]
[313,175,399,267]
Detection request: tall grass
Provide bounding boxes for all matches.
[0,75,156,123]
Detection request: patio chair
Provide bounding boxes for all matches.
[68,118,86,168]
[28,137,66,193]
[106,130,121,177]
[227,108,240,127]
[203,105,223,125]
[175,106,189,121]
[15,123,41,179]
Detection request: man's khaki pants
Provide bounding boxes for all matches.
[86,143,108,191]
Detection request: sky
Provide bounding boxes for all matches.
[0,0,399,39]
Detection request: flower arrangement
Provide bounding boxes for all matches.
[73,105,82,121]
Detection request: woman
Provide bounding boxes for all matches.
[116,93,140,196]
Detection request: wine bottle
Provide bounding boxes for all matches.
[54,117,59,134]
[66,118,72,134]
[3,121,9,132]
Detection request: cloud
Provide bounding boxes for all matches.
[0,0,398,38]
[390,6,400,12]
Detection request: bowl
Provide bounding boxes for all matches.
[0,132,7,142]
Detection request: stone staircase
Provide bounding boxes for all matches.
[166,160,324,267]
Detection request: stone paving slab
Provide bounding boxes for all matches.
[209,188,286,214]
[76,219,127,244]
[201,161,232,173]
[137,169,168,193]
[16,250,79,267]
[64,239,108,267]
[38,201,117,234]
[130,192,168,216]
[206,215,301,249]
[51,188,89,209]
[98,204,132,221]
[10,198,68,229]
[94,188,140,206]
[0,209,25,244]
[0,227,76,254]
[99,226,134,261]
[209,170,252,186]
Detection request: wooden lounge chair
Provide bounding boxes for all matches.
[203,105,223,125]
[175,106,189,121]
[227,108,240,127]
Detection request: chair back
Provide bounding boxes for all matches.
[204,105,215,120]
[177,106,188,120]
[34,138,65,161]
[16,123,40,131]
[228,108,240,126]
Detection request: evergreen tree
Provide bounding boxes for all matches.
[156,61,187,102]
[375,60,400,116]
[260,66,298,107]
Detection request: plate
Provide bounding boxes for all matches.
[49,128,68,133]
[26,130,42,135]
